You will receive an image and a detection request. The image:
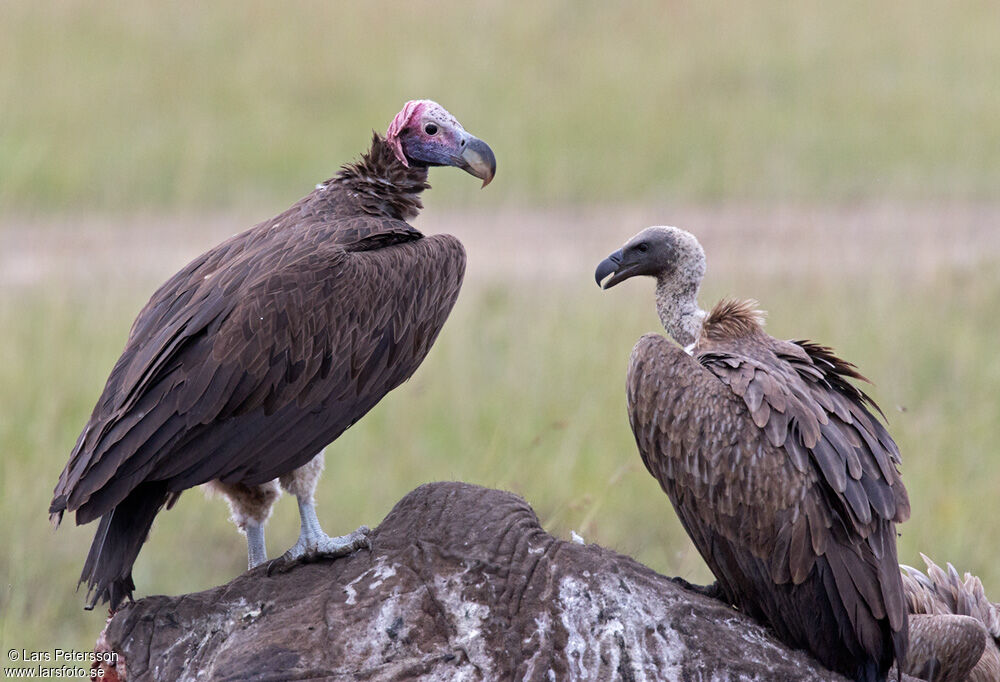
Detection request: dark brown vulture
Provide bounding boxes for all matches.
[50,100,496,611]
[595,226,910,682]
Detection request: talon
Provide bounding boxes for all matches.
[671,576,724,601]
[352,526,373,549]
[265,557,293,576]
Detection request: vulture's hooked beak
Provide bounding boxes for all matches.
[457,135,496,188]
[594,249,635,289]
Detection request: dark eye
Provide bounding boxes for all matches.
[424,123,438,135]
[637,243,649,253]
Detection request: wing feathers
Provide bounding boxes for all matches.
[789,518,813,584]
[630,325,908,677]
[54,216,465,524]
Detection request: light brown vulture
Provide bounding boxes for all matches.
[901,554,1000,681]
[595,226,910,682]
[50,100,496,611]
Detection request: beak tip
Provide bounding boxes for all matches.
[460,136,496,188]
[594,250,624,290]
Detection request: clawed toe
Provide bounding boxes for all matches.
[671,576,724,600]
[312,525,372,558]
[277,525,373,568]
[265,556,297,577]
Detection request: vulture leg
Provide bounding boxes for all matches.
[207,479,282,569]
[277,451,371,562]
[245,522,267,568]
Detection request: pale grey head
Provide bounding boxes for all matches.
[595,226,708,348]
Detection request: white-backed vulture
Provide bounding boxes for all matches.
[50,100,496,611]
[901,554,1000,681]
[595,226,910,681]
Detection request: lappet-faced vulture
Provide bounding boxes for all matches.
[50,100,496,611]
[595,227,910,682]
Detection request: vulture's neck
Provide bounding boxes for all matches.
[332,133,430,221]
[655,276,706,350]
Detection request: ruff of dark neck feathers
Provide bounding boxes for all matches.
[334,133,430,221]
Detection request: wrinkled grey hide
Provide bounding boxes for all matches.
[95,482,929,681]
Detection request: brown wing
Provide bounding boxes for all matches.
[51,204,462,525]
[627,332,909,676]
[627,334,805,563]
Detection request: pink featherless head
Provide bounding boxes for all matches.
[385,100,429,167]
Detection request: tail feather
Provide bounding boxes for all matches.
[79,482,170,611]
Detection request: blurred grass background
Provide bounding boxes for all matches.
[2,0,999,665]
[3,0,1000,210]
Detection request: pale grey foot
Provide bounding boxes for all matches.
[281,497,371,562]
[275,451,372,564]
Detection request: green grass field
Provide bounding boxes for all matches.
[3,1,1000,211]
[2,0,1000,670]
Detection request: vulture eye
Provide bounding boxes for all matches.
[637,243,649,253]
[424,123,439,135]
